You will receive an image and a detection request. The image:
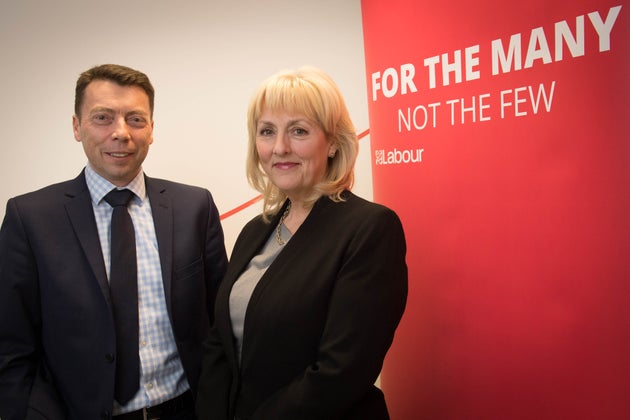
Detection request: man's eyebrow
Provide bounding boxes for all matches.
[88,106,114,115]
[125,109,150,117]
[87,107,149,117]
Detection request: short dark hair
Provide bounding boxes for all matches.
[74,64,155,118]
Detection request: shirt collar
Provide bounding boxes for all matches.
[85,164,147,205]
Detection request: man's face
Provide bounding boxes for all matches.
[73,79,154,186]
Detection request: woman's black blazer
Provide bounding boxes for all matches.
[197,191,408,420]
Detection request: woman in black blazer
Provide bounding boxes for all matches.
[196,67,407,420]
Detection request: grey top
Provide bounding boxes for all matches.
[229,223,292,363]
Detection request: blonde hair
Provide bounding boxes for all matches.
[246,66,359,221]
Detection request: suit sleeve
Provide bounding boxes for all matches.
[252,207,408,419]
[0,198,42,419]
[202,190,228,321]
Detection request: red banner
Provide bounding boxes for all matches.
[361,1,630,418]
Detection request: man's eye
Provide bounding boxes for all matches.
[92,114,111,123]
[127,116,147,127]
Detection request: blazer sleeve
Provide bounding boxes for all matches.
[0,198,42,419]
[251,205,408,419]
[196,324,232,420]
[196,214,266,420]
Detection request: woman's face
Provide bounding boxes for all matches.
[255,108,336,202]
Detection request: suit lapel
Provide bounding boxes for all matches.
[145,177,174,314]
[64,172,111,304]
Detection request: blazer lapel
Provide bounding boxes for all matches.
[226,204,286,290]
[216,207,282,366]
[145,177,174,314]
[64,172,111,304]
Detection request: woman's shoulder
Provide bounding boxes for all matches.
[313,191,403,235]
[336,191,400,219]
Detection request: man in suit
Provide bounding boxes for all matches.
[0,64,228,419]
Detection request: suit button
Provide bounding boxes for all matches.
[101,409,111,418]
[105,353,115,363]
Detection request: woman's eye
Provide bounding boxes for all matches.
[259,127,274,136]
[292,127,308,136]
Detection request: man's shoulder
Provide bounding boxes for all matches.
[145,176,209,194]
[144,176,216,209]
[11,175,84,204]
[2,175,86,223]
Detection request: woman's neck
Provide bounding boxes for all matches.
[282,199,311,234]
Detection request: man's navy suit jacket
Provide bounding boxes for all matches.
[0,170,228,419]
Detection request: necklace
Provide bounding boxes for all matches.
[275,201,291,246]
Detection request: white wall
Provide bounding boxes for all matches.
[0,0,372,255]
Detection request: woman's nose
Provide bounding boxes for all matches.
[272,133,290,155]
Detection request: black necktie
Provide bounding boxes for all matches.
[104,188,140,405]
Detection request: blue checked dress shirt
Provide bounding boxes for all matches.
[85,164,190,414]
